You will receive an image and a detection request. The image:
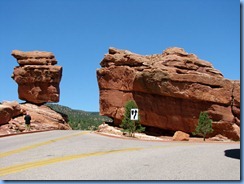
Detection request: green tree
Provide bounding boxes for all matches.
[193,111,214,141]
[120,100,145,137]
[46,103,111,130]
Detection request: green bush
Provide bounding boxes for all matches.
[193,111,214,141]
[120,100,145,137]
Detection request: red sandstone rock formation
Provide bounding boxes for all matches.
[0,102,71,135]
[0,101,23,125]
[97,47,240,140]
[11,50,62,104]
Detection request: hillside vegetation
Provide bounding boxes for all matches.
[46,103,112,130]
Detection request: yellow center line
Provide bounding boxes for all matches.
[0,136,196,177]
[0,147,143,177]
[0,143,195,177]
[0,131,89,158]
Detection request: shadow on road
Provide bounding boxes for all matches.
[224,149,240,160]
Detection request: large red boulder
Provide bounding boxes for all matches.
[11,50,62,104]
[0,101,22,125]
[97,47,240,140]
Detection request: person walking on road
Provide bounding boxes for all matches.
[24,111,31,131]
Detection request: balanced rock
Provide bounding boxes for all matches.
[11,50,62,104]
[97,47,240,140]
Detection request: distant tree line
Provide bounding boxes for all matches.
[46,103,112,130]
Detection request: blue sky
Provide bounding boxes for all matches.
[0,0,240,112]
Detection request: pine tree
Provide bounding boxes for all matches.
[120,100,145,137]
[193,111,214,141]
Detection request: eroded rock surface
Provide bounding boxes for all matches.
[0,102,71,135]
[11,50,62,104]
[97,47,240,140]
[12,50,57,66]
[0,101,23,125]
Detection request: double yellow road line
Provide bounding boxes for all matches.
[0,131,89,158]
[0,131,192,177]
[0,147,142,177]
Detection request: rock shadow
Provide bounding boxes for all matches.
[224,149,240,160]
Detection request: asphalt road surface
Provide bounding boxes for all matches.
[0,130,240,180]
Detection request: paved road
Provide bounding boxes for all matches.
[0,130,240,180]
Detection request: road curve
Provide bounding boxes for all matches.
[0,130,240,180]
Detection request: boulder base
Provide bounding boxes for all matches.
[0,102,71,135]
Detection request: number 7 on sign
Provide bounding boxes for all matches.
[130,108,139,120]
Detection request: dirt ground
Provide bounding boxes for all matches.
[96,123,238,143]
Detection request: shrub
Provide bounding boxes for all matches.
[120,100,145,137]
[88,125,98,131]
[193,111,214,141]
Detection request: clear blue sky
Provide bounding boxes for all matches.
[0,0,240,112]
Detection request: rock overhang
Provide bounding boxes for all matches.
[97,47,240,141]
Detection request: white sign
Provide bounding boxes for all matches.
[130,108,139,120]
